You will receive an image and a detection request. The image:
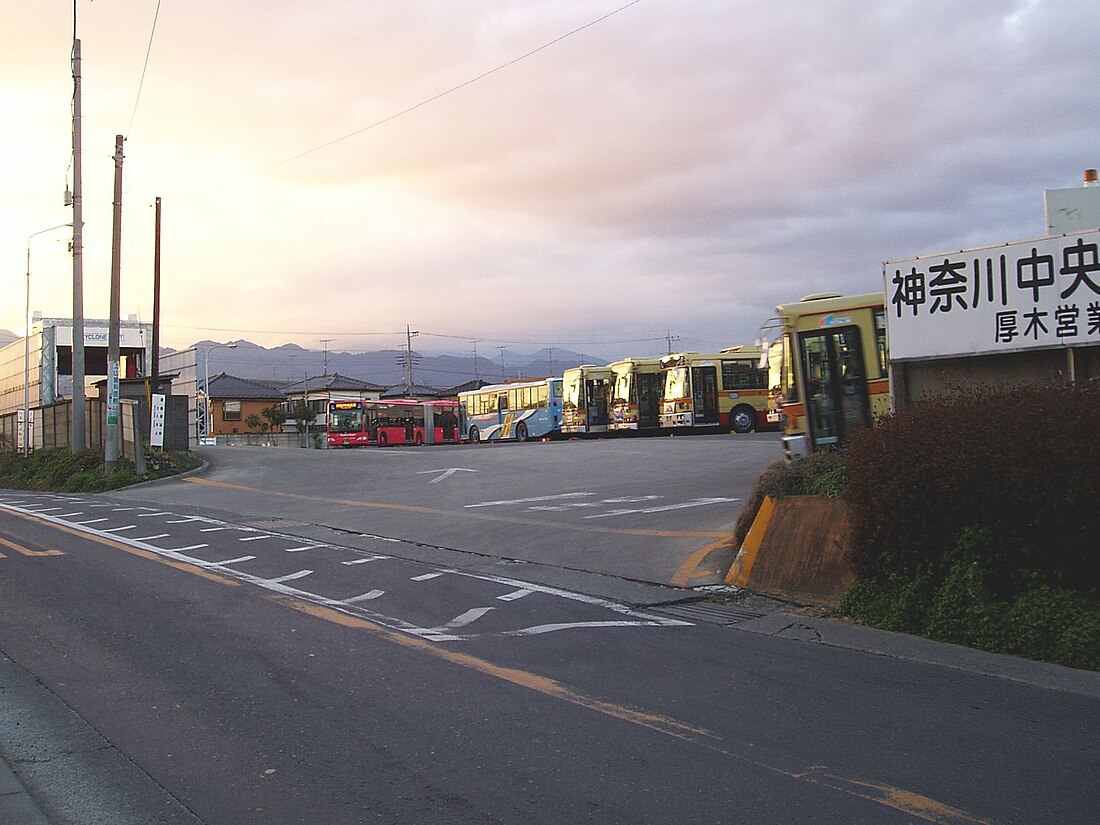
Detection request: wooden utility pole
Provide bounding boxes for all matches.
[152,197,162,383]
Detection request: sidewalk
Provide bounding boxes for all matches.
[0,758,51,825]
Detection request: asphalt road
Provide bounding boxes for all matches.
[113,434,784,589]
[1,436,1098,824]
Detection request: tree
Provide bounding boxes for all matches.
[262,405,288,433]
[245,413,266,433]
[288,400,315,434]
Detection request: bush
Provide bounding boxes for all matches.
[844,383,1100,601]
[732,449,848,548]
[0,447,200,492]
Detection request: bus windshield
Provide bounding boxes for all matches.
[562,377,583,410]
[664,367,690,400]
[328,407,363,433]
[612,370,632,405]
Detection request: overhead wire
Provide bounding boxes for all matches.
[126,0,164,139]
[263,0,644,172]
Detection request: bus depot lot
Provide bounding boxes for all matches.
[112,432,782,595]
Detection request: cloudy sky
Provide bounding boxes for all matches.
[2,0,1097,359]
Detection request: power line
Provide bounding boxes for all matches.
[263,0,644,172]
[126,0,164,139]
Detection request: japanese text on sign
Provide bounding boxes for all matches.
[884,231,1100,361]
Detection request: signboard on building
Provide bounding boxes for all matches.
[884,230,1100,361]
[150,393,166,448]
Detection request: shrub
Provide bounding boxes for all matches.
[732,449,848,548]
[844,383,1100,601]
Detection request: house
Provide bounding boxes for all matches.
[281,373,387,428]
[207,373,287,436]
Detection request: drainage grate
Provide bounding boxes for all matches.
[652,601,766,626]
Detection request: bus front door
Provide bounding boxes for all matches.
[799,327,871,449]
[691,366,719,425]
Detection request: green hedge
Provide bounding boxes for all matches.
[0,447,201,492]
[843,383,1100,601]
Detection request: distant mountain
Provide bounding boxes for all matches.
[165,340,615,389]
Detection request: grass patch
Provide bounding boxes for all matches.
[0,447,202,492]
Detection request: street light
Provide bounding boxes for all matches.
[24,224,72,457]
[203,342,237,443]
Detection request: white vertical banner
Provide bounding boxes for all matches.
[150,393,166,448]
[107,361,120,426]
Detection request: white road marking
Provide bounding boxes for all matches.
[342,555,388,565]
[285,545,323,553]
[418,467,478,484]
[137,512,173,517]
[102,525,137,533]
[239,535,274,542]
[111,507,136,512]
[58,512,83,517]
[73,518,108,525]
[411,572,444,581]
[166,517,202,524]
[345,590,386,604]
[268,570,313,583]
[506,621,675,636]
[132,533,170,541]
[465,492,594,508]
[170,544,209,552]
[497,589,533,601]
[200,527,229,533]
[584,497,739,519]
[213,555,256,565]
[424,608,494,633]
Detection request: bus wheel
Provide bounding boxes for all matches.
[515,422,529,442]
[730,406,756,434]
[469,427,480,443]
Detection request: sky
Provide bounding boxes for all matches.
[2,0,1098,360]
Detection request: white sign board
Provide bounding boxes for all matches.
[150,393,166,448]
[884,230,1100,361]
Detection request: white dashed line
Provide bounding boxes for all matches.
[497,589,533,602]
[73,518,108,525]
[268,570,313,583]
[345,590,386,604]
[102,525,137,533]
[239,535,274,542]
[285,545,323,553]
[411,572,444,581]
[213,555,256,566]
[342,555,388,565]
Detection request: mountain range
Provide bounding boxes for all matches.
[172,340,621,389]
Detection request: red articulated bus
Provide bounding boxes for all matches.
[327,399,460,447]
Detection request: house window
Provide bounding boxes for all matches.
[223,400,242,421]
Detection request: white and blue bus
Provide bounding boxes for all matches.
[459,378,563,443]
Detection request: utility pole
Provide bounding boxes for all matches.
[71,36,86,451]
[470,340,480,382]
[152,197,161,384]
[404,325,419,389]
[105,134,124,474]
[547,347,554,376]
[320,338,334,375]
[497,346,507,382]
[666,329,681,355]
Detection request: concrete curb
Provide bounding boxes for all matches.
[733,611,1100,699]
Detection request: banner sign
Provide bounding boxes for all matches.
[150,393,166,448]
[884,230,1100,361]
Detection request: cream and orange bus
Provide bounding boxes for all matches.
[762,292,889,459]
[607,356,664,433]
[658,346,772,434]
[561,364,614,436]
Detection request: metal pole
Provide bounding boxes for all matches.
[71,38,86,451]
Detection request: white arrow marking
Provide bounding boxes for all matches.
[418,468,479,484]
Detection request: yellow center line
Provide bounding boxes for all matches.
[6,506,994,824]
[0,534,65,557]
